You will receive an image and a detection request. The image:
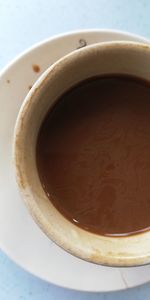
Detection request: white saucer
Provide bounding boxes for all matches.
[0,29,150,292]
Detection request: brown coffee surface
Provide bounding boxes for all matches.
[36,75,150,236]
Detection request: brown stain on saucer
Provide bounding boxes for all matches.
[28,85,32,90]
[6,79,10,83]
[32,64,40,73]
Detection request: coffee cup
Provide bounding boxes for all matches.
[13,41,150,266]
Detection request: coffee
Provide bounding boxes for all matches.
[36,75,150,237]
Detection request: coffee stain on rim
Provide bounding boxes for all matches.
[77,38,87,49]
[32,64,40,73]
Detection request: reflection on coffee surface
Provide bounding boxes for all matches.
[36,75,150,236]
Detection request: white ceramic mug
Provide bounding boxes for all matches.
[13,41,150,267]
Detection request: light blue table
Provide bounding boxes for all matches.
[0,0,150,299]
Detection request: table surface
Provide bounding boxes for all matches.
[0,0,150,299]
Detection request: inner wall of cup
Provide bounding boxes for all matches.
[19,43,150,264]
